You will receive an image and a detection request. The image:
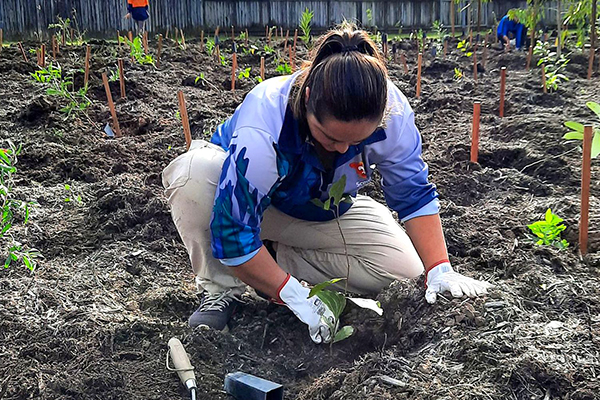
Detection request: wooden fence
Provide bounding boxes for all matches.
[0,0,561,40]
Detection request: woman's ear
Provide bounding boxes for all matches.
[305,87,310,106]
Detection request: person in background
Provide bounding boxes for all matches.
[497,10,527,50]
[162,23,493,344]
[124,0,149,34]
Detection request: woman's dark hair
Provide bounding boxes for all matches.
[291,22,388,124]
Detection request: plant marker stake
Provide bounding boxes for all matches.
[589,0,597,80]
[177,91,192,151]
[265,25,268,40]
[216,45,221,64]
[580,125,593,255]
[128,31,134,63]
[143,31,149,54]
[293,29,298,55]
[541,63,547,93]
[102,73,122,137]
[157,34,163,67]
[400,53,409,74]
[118,58,126,99]
[181,30,186,49]
[84,45,91,87]
[588,48,595,80]
[267,27,272,46]
[443,39,448,57]
[473,46,478,81]
[526,44,533,70]
[231,26,234,41]
[285,29,289,44]
[499,67,506,117]
[260,56,265,81]
[18,42,28,62]
[470,102,481,163]
[62,30,66,46]
[41,44,45,67]
[280,27,283,40]
[231,52,237,91]
[482,42,488,68]
[200,30,204,51]
[70,28,74,44]
[245,29,249,47]
[52,35,57,59]
[416,53,422,98]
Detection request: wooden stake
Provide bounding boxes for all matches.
[40,44,45,67]
[17,42,28,62]
[588,48,595,80]
[181,30,186,48]
[499,67,506,118]
[289,45,294,72]
[157,34,163,67]
[215,45,220,63]
[526,44,533,70]
[265,25,268,39]
[482,42,488,68]
[541,63,547,93]
[231,52,237,91]
[473,46,478,81]
[62,30,66,46]
[177,91,192,151]
[215,26,220,37]
[200,30,204,51]
[143,31,149,53]
[451,1,455,37]
[443,39,448,57]
[52,36,57,59]
[84,45,91,87]
[280,27,283,39]
[118,58,126,99]
[416,53,422,98]
[293,29,298,55]
[470,102,481,163]
[267,27,272,46]
[400,53,409,74]
[260,56,265,81]
[102,73,122,137]
[579,125,593,255]
[128,31,133,43]
[231,26,235,41]
[245,29,249,47]
[70,28,74,45]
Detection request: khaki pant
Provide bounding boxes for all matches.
[162,140,424,296]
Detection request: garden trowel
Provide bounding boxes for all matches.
[167,337,197,400]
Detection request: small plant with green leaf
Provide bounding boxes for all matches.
[275,60,292,75]
[206,39,215,55]
[48,12,85,46]
[564,101,600,158]
[0,141,39,271]
[31,63,91,118]
[263,44,275,54]
[528,208,569,250]
[454,67,464,81]
[63,184,83,204]
[309,176,383,347]
[121,35,154,65]
[299,8,314,46]
[457,39,473,57]
[534,40,569,92]
[219,54,229,67]
[237,67,251,80]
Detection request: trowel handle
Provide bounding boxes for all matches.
[168,338,196,384]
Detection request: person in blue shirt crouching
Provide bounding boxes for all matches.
[497,11,527,50]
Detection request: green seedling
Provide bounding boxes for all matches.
[0,141,39,271]
[299,8,314,46]
[237,67,251,80]
[194,72,206,85]
[121,36,154,65]
[219,54,229,67]
[528,208,569,250]
[206,39,215,55]
[564,101,600,158]
[275,60,292,75]
[454,67,464,81]
[108,68,120,82]
[534,40,569,92]
[63,184,82,203]
[263,44,275,54]
[31,63,91,118]
[238,31,247,41]
[457,39,473,57]
[48,12,85,46]
[255,76,263,84]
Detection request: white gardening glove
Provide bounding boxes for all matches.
[425,261,493,304]
[278,274,335,344]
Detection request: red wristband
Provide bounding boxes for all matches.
[424,259,450,286]
[274,273,291,304]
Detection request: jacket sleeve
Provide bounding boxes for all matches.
[497,17,507,37]
[127,1,133,13]
[210,126,281,261]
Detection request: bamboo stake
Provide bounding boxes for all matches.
[499,67,506,117]
[143,31,149,53]
[84,45,91,87]
[589,49,595,80]
[289,45,294,72]
[245,29,249,47]
[181,30,186,48]
[265,25,268,39]
[470,102,481,163]
[231,52,237,91]
[118,58,126,99]
[128,31,134,63]
[285,30,289,45]
[416,52,422,98]
[200,30,204,51]
[70,28,74,45]
[231,25,235,41]
[280,27,283,39]
[62,30,66,46]
[541,63,547,93]
[40,44,45,67]
[400,53,409,74]
[52,36,57,59]
[293,29,298,55]
[579,125,593,255]
[482,41,488,68]
[17,42,28,62]
[215,45,220,63]
[473,45,478,81]
[177,91,192,151]
[157,34,163,67]
[102,73,122,137]
[267,26,272,46]
[589,0,597,80]
[260,56,265,81]
[443,39,448,57]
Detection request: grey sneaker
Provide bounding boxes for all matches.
[188,291,241,331]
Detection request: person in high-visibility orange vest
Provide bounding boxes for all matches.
[124,0,149,33]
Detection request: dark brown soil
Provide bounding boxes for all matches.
[1,34,599,400]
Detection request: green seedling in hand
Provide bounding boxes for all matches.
[564,101,600,158]
[528,208,569,250]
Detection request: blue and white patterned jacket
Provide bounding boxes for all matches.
[210,72,439,266]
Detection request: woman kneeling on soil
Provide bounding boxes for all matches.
[162,23,492,343]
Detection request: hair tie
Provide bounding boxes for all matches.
[341,45,359,53]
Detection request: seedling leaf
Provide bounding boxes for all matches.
[563,132,584,140]
[308,278,345,298]
[564,121,584,132]
[333,326,354,343]
[329,175,347,207]
[316,290,346,319]
[592,130,600,158]
[587,101,600,119]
